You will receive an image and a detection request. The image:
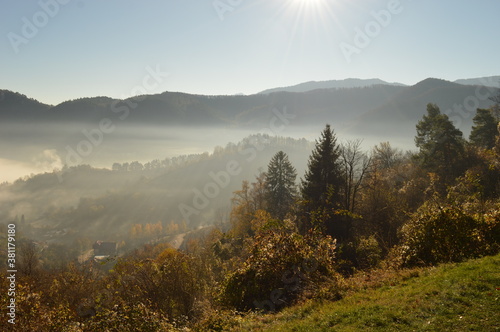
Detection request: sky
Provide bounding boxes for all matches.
[1,0,499,105]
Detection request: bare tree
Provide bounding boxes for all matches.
[18,240,39,277]
[340,139,371,212]
[372,141,403,170]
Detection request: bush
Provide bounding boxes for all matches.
[109,247,203,321]
[355,235,382,270]
[85,302,174,331]
[400,201,500,266]
[218,229,337,311]
[192,309,241,332]
[0,276,77,331]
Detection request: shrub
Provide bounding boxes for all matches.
[192,309,241,332]
[85,302,174,331]
[110,247,203,321]
[400,201,500,266]
[355,235,382,270]
[0,276,76,331]
[218,229,337,311]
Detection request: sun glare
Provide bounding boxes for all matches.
[288,0,330,17]
[293,0,325,6]
[285,0,335,29]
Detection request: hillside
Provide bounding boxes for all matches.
[0,85,405,127]
[0,134,313,244]
[2,78,497,132]
[347,78,499,141]
[0,90,50,121]
[1,77,499,185]
[228,254,500,331]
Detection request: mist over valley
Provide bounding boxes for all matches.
[2,1,500,328]
[1,76,498,250]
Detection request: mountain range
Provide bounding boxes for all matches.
[1,75,499,236]
[1,76,499,143]
[257,78,406,94]
[257,76,500,94]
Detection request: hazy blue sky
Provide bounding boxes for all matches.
[1,0,499,105]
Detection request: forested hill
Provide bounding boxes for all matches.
[350,78,498,139]
[0,85,404,127]
[0,134,312,244]
[2,78,498,135]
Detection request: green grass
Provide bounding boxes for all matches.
[228,254,500,331]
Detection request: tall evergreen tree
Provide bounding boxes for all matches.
[300,125,349,238]
[470,108,498,150]
[415,103,465,185]
[301,124,343,208]
[265,151,297,220]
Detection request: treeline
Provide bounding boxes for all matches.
[1,103,500,331]
[0,134,312,247]
[110,134,311,173]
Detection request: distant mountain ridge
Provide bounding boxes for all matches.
[1,76,499,140]
[453,76,500,88]
[258,78,407,94]
[256,76,500,95]
[348,77,498,143]
[0,86,407,127]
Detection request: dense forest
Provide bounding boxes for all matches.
[1,102,500,331]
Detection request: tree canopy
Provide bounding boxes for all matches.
[415,103,465,185]
[470,108,498,150]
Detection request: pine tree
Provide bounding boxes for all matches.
[470,108,498,150]
[300,125,348,238]
[265,151,297,220]
[301,124,343,208]
[415,103,465,185]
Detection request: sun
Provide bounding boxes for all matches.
[289,0,328,13]
[293,0,325,6]
[287,0,330,21]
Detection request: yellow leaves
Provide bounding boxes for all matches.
[129,221,165,239]
[401,199,500,266]
[155,247,177,264]
[251,209,272,233]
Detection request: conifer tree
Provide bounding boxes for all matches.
[301,124,343,209]
[265,151,297,220]
[470,108,498,150]
[415,103,465,185]
[300,125,348,238]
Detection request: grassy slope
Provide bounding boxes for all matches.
[230,254,500,331]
